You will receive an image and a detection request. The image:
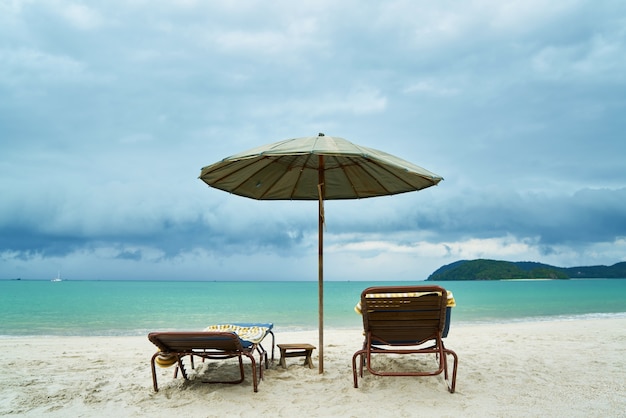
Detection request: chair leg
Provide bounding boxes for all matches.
[151,353,189,391]
[257,344,269,370]
[352,349,365,388]
[243,352,259,393]
[358,340,366,377]
[150,353,160,392]
[258,346,265,381]
[444,348,458,393]
[177,357,189,380]
[268,330,275,363]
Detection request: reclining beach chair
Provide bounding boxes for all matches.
[352,285,458,393]
[148,331,265,392]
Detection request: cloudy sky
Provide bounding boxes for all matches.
[2,1,625,281]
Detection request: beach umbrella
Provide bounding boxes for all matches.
[199,133,443,373]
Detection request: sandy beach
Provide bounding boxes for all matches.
[1,318,625,417]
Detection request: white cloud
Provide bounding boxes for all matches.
[213,18,322,55]
[57,3,105,30]
[403,80,459,97]
[531,38,624,82]
[488,0,582,31]
[0,48,87,85]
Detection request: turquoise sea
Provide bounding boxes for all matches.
[1,279,625,336]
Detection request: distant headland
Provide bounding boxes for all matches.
[426,259,626,281]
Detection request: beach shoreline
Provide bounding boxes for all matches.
[2,317,625,417]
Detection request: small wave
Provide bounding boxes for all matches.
[454,311,626,326]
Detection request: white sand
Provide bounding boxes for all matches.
[1,318,625,417]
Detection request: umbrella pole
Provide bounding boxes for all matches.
[318,156,324,374]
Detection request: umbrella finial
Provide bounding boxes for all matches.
[318,132,325,136]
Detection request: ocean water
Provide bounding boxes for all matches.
[1,279,625,336]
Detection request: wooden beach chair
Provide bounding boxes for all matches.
[352,285,458,393]
[148,331,265,392]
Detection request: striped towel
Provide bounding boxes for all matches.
[203,324,270,345]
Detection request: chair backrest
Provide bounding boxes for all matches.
[360,285,448,345]
[148,331,244,353]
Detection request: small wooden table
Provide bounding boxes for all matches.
[277,343,316,369]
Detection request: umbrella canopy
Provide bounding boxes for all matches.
[199,133,443,373]
[200,134,442,200]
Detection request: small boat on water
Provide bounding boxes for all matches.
[51,271,62,282]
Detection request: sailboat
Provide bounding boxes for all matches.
[51,271,62,282]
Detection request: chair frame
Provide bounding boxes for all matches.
[352,285,458,393]
[149,331,265,392]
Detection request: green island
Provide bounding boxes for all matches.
[426,259,626,281]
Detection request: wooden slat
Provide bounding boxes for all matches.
[360,286,448,344]
[148,332,244,352]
